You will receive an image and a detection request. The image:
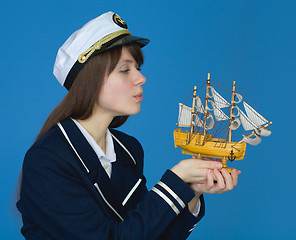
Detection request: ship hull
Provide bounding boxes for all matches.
[173,128,247,160]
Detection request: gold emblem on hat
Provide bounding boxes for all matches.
[78,29,131,63]
[113,14,128,29]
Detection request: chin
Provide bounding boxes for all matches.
[128,108,141,116]
[126,105,141,116]
[115,105,141,116]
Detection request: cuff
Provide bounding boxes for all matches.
[151,170,195,215]
[191,198,201,217]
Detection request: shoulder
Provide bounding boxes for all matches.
[24,126,74,171]
[29,126,67,154]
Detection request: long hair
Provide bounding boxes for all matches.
[36,43,144,141]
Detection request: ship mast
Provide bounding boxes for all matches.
[202,73,211,136]
[228,81,236,142]
[190,86,197,134]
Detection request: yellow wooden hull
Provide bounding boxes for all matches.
[173,128,247,160]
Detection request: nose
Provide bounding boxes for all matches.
[136,70,146,85]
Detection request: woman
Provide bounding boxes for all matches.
[17,11,240,240]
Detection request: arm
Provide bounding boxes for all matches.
[158,157,241,240]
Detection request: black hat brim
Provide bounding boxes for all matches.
[101,35,150,52]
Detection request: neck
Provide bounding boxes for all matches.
[77,109,114,153]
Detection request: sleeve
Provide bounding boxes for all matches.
[17,147,204,240]
[125,135,205,239]
[157,195,205,240]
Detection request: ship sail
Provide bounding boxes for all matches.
[238,108,258,131]
[229,118,241,130]
[209,100,230,121]
[178,103,204,127]
[210,86,230,108]
[206,113,215,130]
[243,101,269,127]
[258,127,271,137]
[196,96,205,113]
[237,107,271,145]
[178,104,192,127]
[194,115,204,127]
[233,93,243,104]
[242,134,262,146]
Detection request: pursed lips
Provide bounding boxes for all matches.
[133,91,143,102]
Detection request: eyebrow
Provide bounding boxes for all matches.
[120,59,135,64]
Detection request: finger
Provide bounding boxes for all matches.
[192,159,222,170]
[191,168,210,183]
[192,155,197,159]
[202,157,214,161]
[213,168,225,190]
[206,170,215,189]
[221,168,234,191]
[230,169,239,186]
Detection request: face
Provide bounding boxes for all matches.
[97,47,146,117]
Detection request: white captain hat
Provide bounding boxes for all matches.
[53,11,149,90]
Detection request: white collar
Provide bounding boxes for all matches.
[71,118,116,164]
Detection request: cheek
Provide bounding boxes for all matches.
[99,79,132,107]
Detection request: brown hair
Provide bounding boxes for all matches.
[36,43,144,141]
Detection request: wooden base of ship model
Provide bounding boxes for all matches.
[173,129,247,172]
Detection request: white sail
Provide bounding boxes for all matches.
[178,104,192,126]
[210,86,230,108]
[193,115,204,127]
[209,100,229,121]
[243,101,268,127]
[196,97,205,113]
[242,134,262,146]
[229,118,241,130]
[259,127,272,137]
[239,108,258,131]
[233,93,243,104]
[206,113,215,130]
[232,105,240,117]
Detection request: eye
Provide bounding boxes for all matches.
[136,66,142,71]
[120,68,130,73]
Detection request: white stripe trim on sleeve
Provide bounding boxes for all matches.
[151,187,180,215]
[157,181,186,209]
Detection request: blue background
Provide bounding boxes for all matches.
[1,0,295,239]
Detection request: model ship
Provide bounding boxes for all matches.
[173,73,272,172]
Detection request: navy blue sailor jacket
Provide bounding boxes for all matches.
[17,118,205,240]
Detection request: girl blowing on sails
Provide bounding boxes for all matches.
[17,11,240,240]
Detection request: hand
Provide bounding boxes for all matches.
[190,167,241,195]
[171,157,222,184]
